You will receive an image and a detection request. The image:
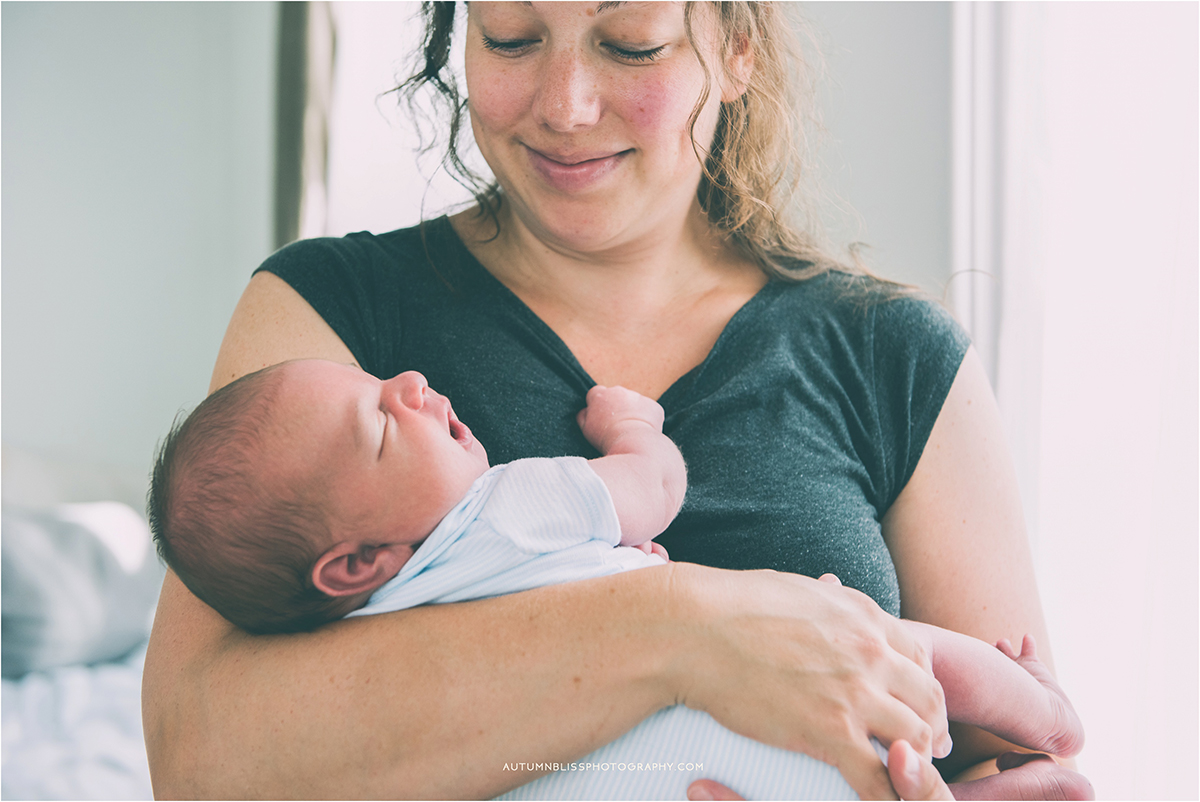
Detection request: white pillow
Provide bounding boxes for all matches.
[2,501,164,678]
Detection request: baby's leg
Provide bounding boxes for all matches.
[904,621,1084,758]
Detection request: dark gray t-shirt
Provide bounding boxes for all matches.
[256,217,969,616]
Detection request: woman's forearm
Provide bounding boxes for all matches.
[143,568,685,799]
[144,563,950,800]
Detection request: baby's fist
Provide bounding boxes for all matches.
[577,385,664,452]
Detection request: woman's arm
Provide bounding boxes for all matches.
[143,272,951,799]
[882,346,1070,780]
[145,565,693,798]
[692,346,1090,802]
[149,274,682,797]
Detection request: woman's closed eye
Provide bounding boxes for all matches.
[480,34,666,64]
[601,43,666,63]
[480,34,538,56]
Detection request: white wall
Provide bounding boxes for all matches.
[801,2,953,295]
[2,2,277,474]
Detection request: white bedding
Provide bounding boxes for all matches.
[1,643,152,800]
[3,444,157,801]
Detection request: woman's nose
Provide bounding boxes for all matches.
[382,371,428,411]
[532,49,601,132]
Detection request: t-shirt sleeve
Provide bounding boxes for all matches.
[476,457,623,553]
[869,294,972,510]
[252,235,404,378]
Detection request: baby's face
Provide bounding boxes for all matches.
[265,360,490,546]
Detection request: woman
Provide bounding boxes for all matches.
[142,3,1089,799]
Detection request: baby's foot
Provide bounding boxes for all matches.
[995,634,1085,758]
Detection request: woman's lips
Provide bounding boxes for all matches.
[525,146,629,193]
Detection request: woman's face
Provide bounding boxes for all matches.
[464,2,737,254]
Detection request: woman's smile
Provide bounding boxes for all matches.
[524,144,632,193]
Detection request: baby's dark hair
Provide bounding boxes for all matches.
[148,364,354,634]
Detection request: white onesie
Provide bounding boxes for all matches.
[348,457,862,800]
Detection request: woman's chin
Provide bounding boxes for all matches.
[509,196,642,253]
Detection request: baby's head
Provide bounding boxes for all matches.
[148,359,490,633]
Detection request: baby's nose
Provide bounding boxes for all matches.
[386,371,429,410]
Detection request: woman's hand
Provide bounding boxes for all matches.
[685,744,1095,802]
[668,564,951,801]
[685,740,956,801]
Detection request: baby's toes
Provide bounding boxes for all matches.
[1019,633,1040,660]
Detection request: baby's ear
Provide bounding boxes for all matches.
[312,542,411,597]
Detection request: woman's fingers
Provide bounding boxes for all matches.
[686,778,745,801]
[887,740,955,800]
[686,742,960,802]
[871,609,953,758]
[833,738,902,801]
[831,586,949,759]
[861,691,939,761]
[672,566,951,800]
[880,646,951,759]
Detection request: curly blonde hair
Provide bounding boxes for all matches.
[399,1,868,283]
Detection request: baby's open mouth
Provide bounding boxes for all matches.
[448,417,472,445]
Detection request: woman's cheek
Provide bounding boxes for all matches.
[465,45,534,131]
[468,72,527,132]
[620,72,708,150]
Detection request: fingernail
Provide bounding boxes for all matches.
[688,786,714,801]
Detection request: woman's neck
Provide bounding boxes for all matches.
[453,199,760,326]
[450,201,768,398]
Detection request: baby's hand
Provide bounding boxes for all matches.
[633,540,670,561]
[577,385,665,454]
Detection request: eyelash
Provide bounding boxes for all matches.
[480,35,665,64]
[606,44,665,63]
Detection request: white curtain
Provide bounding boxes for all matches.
[954,4,1198,798]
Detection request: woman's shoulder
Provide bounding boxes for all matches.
[770,270,969,356]
[246,218,473,378]
[254,218,457,279]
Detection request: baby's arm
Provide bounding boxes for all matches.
[577,385,687,547]
[904,619,1084,759]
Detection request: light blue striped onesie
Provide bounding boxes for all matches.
[347,457,866,800]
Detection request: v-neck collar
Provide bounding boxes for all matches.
[432,215,783,410]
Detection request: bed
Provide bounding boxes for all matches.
[2,444,161,800]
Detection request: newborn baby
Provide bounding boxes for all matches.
[149,359,1082,800]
